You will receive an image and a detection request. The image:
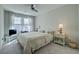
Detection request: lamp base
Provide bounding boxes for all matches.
[59,28,63,34]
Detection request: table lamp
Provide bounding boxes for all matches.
[58,24,63,34]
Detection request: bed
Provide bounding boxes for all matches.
[17,32,53,54]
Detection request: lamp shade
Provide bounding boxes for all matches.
[59,24,63,29]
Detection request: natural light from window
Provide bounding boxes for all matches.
[10,15,33,33]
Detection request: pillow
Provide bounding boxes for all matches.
[48,31,55,35]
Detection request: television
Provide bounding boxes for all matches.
[9,29,17,36]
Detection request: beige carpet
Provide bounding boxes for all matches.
[0,40,79,54]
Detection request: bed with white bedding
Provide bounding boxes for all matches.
[17,32,53,54]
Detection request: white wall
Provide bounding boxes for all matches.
[0,5,4,47]
[36,5,79,42]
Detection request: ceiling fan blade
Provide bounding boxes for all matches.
[31,4,38,12]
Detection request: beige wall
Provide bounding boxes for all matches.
[0,5,4,46]
[36,5,79,42]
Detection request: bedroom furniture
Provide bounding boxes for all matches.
[4,34,17,44]
[9,29,17,36]
[17,32,53,54]
[53,31,66,46]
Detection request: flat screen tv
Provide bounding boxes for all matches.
[9,29,17,36]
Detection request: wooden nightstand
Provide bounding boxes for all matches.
[53,32,66,46]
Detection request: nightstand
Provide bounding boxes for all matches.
[53,32,66,46]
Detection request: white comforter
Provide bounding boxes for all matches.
[17,32,53,54]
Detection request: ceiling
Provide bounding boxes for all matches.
[2,4,66,16]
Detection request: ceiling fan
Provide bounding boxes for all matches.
[31,4,38,12]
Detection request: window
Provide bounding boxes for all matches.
[22,18,33,32]
[12,16,21,24]
[11,16,22,33]
[24,18,29,24]
[10,15,33,33]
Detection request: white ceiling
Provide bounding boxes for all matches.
[2,4,66,16]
